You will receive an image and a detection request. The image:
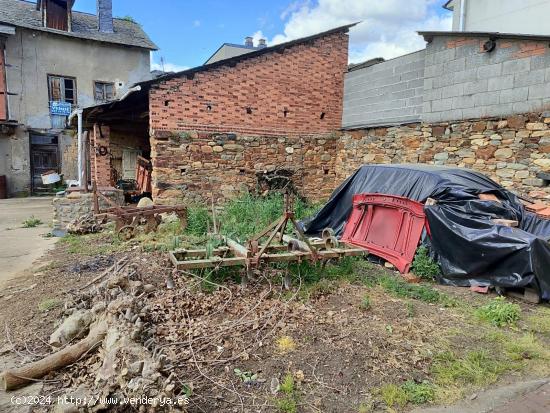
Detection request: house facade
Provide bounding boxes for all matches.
[204,36,266,64]
[0,0,156,196]
[444,0,550,35]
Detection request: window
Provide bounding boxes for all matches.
[48,75,76,105]
[94,81,115,102]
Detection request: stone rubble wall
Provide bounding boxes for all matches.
[150,130,339,204]
[52,190,124,232]
[336,112,550,200]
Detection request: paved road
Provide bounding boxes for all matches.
[0,197,57,287]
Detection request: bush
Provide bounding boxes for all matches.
[411,246,441,279]
[475,297,521,327]
[401,380,435,404]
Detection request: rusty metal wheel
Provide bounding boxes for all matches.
[117,225,136,241]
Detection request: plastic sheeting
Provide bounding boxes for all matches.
[303,164,550,299]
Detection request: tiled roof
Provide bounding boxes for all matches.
[0,0,157,50]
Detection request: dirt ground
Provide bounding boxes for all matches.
[0,197,57,287]
[1,229,550,413]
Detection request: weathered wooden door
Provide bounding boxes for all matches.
[30,134,59,193]
[0,45,7,121]
[122,149,141,180]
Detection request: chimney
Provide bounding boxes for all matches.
[97,0,114,33]
[258,38,267,48]
[244,36,253,47]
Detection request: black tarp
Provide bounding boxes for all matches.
[303,164,550,299]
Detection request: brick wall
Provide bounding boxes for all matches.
[151,130,338,203]
[149,30,349,136]
[336,112,550,201]
[90,124,111,187]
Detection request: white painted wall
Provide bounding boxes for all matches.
[448,0,550,35]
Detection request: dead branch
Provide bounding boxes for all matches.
[0,320,107,391]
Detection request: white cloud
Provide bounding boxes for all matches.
[270,0,452,63]
[150,56,189,73]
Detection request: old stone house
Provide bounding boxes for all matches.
[0,0,156,196]
[81,24,353,203]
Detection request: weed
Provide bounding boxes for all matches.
[233,368,258,384]
[401,380,435,404]
[431,350,509,387]
[22,216,42,228]
[360,294,371,310]
[379,383,408,409]
[275,373,298,413]
[357,400,374,413]
[185,206,212,236]
[60,233,122,255]
[38,298,61,312]
[411,246,441,279]
[276,336,297,353]
[475,297,521,327]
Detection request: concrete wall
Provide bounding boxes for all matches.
[448,0,550,36]
[423,35,550,123]
[343,50,425,128]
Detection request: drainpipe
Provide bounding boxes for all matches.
[459,0,467,31]
[77,108,83,188]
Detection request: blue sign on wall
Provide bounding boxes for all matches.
[50,101,72,116]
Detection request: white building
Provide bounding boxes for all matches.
[444,0,550,35]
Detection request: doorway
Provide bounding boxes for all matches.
[30,133,59,194]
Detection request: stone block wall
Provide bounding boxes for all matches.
[336,112,550,200]
[150,130,339,203]
[343,50,425,128]
[423,35,550,123]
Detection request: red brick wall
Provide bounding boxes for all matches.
[149,30,349,136]
[90,124,112,187]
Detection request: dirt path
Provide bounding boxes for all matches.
[0,197,57,287]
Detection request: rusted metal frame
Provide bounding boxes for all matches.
[252,216,289,265]
[172,246,231,258]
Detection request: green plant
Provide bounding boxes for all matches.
[411,246,441,279]
[401,380,435,404]
[275,373,298,413]
[360,294,371,310]
[431,350,509,387]
[233,368,258,384]
[379,383,408,408]
[475,297,521,327]
[38,298,61,312]
[22,216,42,228]
[185,206,212,236]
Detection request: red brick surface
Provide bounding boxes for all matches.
[149,30,349,137]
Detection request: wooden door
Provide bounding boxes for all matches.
[122,149,141,180]
[0,47,7,121]
[30,134,59,193]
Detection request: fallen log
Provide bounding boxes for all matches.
[0,320,107,391]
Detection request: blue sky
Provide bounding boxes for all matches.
[73,0,452,71]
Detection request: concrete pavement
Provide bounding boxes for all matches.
[0,197,56,287]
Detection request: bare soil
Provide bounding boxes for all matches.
[1,233,549,413]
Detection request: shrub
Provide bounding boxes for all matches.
[475,297,521,327]
[401,380,435,404]
[411,246,441,279]
[360,295,371,310]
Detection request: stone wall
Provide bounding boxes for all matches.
[52,189,123,232]
[150,130,338,203]
[336,112,550,200]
